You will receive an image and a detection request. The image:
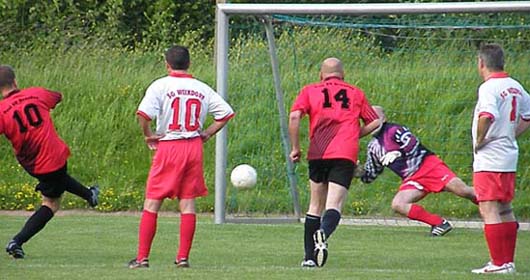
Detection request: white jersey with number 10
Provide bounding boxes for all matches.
[472,73,530,172]
[137,73,234,141]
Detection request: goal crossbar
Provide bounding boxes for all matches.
[214,2,530,224]
[218,2,530,15]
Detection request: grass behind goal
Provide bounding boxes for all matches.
[1,213,530,279]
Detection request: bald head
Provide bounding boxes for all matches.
[320,57,344,80]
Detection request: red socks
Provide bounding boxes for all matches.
[485,222,517,265]
[504,222,518,263]
[136,211,197,262]
[136,210,158,261]
[177,213,196,261]
[407,204,443,226]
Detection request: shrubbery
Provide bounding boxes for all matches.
[0,0,215,51]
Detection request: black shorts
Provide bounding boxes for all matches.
[31,164,69,198]
[308,159,355,189]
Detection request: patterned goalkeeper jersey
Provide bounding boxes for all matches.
[361,122,433,183]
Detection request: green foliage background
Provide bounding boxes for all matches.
[1,1,530,219]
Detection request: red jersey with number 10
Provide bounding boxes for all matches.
[291,77,378,162]
[0,87,70,174]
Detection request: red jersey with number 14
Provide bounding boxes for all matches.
[291,77,378,162]
[0,87,70,174]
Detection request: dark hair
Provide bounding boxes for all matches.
[0,65,16,90]
[479,44,504,71]
[165,46,190,70]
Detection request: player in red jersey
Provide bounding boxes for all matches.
[289,57,380,268]
[0,65,99,259]
[471,44,530,274]
[128,46,234,269]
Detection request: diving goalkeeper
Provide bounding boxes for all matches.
[356,106,477,236]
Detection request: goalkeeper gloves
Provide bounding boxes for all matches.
[380,151,401,166]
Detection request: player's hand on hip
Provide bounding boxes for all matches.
[474,137,498,154]
[290,149,301,163]
[200,131,211,142]
[380,151,401,166]
[145,134,164,150]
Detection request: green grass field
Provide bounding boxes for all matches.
[1,213,529,279]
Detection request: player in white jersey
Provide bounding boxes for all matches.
[471,44,530,274]
[129,46,234,269]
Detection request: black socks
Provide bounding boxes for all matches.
[304,214,321,260]
[321,208,341,238]
[13,205,54,245]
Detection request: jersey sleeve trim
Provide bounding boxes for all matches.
[136,110,152,121]
[479,112,495,122]
[214,113,235,122]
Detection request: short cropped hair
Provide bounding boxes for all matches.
[479,44,504,71]
[165,46,190,70]
[0,65,16,90]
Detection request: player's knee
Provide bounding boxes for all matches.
[391,200,405,214]
[179,199,196,213]
[42,198,60,213]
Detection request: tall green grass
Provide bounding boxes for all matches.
[1,28,530,217]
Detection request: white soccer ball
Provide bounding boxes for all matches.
[230,164,257,189]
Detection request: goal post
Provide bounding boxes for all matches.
[214,2,530,224]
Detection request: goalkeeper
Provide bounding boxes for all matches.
[356,106,477,236]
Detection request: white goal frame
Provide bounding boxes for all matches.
[214,2,530,224]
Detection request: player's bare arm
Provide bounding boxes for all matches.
[359,118,381,138]
[288,110,303,162]
[137,114,163,150]
[475,116,492,153]
[516,118,530,138]
[200,119,230,142]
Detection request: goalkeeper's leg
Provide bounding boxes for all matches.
[443,177,478,204]
[392,189,445,227]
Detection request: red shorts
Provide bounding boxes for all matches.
[473,172,515,203]
[146,138,208,200]
[399,155,456,193]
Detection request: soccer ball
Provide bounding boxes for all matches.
[230,164,257,189]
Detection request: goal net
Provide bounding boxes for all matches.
[214,2,530,225]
